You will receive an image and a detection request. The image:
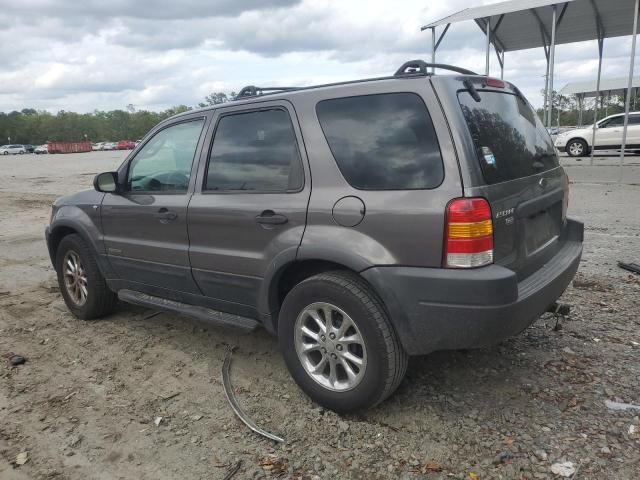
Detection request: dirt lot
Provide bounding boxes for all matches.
[1,151,639,480]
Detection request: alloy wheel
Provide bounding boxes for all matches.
[63,250,88,306]
[294,302,367,392]
[569,141,584,156]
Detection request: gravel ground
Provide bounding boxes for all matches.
[0,151,639,480]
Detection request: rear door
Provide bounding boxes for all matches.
[187,101,310,315]
[433,76,568,280]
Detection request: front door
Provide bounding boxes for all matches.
[101,116,208,294]
[188,102,310,315]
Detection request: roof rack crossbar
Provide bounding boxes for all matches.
[394,60,478,76]
[236,86,298,99]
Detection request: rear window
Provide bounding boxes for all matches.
[316,93,444,190]
[458,90,559,185]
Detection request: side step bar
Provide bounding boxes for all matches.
[118,289,260,332]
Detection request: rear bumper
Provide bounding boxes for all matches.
[362,219,583,356]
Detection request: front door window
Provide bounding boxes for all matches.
[127,119,205,193]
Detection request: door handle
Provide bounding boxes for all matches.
[155,208,178,222]
[255,210,288,225]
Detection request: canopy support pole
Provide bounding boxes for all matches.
[590,37,604,166]
[547,5,557,128]
[428,24,450,74]
[619,0,639,181]
[578,94,584,126]
[431,27,436,74]
[485,18,491,75]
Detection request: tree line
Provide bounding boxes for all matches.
[535,90,640,127]
[0,92,236,146]
[1,89,638,145]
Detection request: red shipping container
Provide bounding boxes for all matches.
[47,141,92,154]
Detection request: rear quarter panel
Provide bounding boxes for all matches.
[290,77,463,268]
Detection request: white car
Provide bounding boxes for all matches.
[0,144,27,155]
[34,145,48,154]
[554,112,640,157]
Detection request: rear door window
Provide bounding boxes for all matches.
[205,109,303,192]
[316,93,444,190]
[458,90,559,185]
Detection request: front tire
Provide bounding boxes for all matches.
[566,138,589,157]
[278,271,407,412]
[55,234,117,319]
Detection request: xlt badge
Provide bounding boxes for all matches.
[495,208,514,219]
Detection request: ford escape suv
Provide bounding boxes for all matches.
[46,61,583,412]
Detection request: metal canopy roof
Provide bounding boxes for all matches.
[561,76,640,96]
[422,0,638,52]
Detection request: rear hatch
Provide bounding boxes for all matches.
[432,76,568,280]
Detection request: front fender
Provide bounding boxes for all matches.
[46,203,115,279]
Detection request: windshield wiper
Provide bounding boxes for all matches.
[463,79,481,102]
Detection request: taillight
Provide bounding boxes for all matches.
[444,198,494,268]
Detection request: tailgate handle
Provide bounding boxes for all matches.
[516,188,563,218]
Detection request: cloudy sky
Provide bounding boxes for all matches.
[0,0,637,112]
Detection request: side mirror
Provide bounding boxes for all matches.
[94,171,119,193]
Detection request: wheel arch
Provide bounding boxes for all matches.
[47,217,114,279]
[259,251,376,334]
[565,136,590,153]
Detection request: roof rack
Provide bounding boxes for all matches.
[236,86,298,99]
[394,60,477,77]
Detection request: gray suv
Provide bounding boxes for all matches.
[46,61,583,412]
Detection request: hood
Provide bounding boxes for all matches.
[53,189,105,207]
[557,126,594,138]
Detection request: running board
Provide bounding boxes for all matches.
[118,289,259,332]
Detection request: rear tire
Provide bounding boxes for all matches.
[55,234,117,319]
[566,138,589,157]
[278,271,408,412]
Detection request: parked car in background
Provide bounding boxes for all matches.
[92,143,104,151]
[554,112,640,157]
[46,60,583,412]
[102,142,118,151]
[34,145,48,154]
[0,144,27,155]
[23,144,35,153]
[117,140,136,150]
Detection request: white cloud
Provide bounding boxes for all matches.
[0,0,638,112]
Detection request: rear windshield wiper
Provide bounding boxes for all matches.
[463,79,481,102]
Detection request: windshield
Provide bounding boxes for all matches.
[458,90,559,185]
